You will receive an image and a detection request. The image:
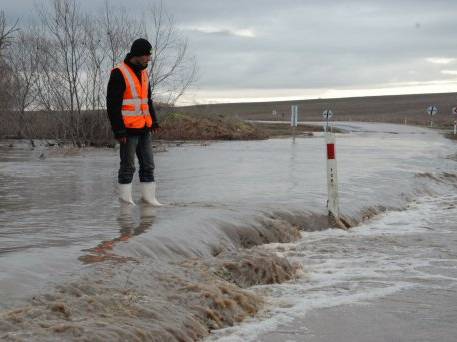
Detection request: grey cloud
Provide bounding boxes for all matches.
[4,0,457,100]
[181,0,457,90]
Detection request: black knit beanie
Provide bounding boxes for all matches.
[130,38,152,57]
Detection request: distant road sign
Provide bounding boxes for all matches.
[290,105,298,127]
[427,105,438,116]
[452,107,457,115]
[323,109,333,119]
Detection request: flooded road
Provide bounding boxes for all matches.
[0,122,456,340]
[208,194,457,341]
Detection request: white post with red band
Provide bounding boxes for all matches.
[326,132,340,219]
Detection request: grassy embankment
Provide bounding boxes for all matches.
[155,113,326,140]
[155,112,269,140]
[0,110,269,146]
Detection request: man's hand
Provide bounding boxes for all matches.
[152,123,161,133]
[116,137,127,144]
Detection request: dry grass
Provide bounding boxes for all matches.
[0,110,269,145]
[155,112,269,140]
[0,110,113,147]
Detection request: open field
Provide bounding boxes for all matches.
[179,92,457,128]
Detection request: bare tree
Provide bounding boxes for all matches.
[0,61,15,116]
[0,10,19,112]
[81,14,114,146]
[100,2,197,106]
[6,27,42,138]
[145,3,197,106]
[37,0,89,145]
[83,15,106,111]
[0,10,18,55]
[0,1,198,145]
[101,1,143,69]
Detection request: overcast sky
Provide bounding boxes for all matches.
[3,0,457,104]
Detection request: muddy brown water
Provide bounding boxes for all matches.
[0,123,456,341]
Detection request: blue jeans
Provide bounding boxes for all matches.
[118,132,155,184]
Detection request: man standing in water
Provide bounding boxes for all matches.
[107,38,162,206]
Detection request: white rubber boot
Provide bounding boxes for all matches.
[140,182,163,206]
[118,183,135,205]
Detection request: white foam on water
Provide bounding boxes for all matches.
[207,282,414,342]
[206,195,457,341]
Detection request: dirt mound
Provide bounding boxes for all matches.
[210,249,300,288]
[155,113,268,141]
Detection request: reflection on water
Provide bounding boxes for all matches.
[79,204,155,264]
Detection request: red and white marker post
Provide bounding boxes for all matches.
[323,109,340,220]
[325,132,340,219]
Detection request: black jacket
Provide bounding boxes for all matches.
[106,54,159,138]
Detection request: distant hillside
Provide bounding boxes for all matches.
[178,92,457,127]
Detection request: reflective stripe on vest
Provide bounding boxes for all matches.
[115,62,153,128]
[121,99,149,116]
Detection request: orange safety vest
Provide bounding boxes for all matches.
[114,62,153,129]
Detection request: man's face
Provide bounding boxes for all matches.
[137,54,151,67]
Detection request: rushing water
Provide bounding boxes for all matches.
[0,122,456,341]
[208,194,457,341]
